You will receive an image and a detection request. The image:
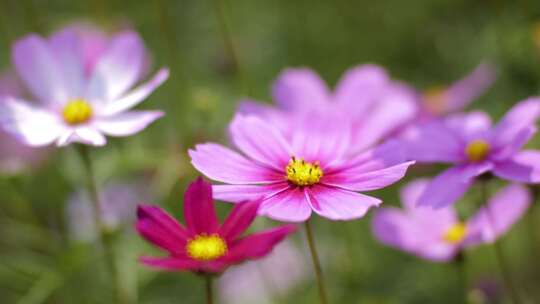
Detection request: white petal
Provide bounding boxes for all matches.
[94,111,163,136]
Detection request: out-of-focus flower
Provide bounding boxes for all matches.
[533,22,540,54]
[136,178,296,273]
[190,114,414,222]
[66,178,151,242]
[218,240,308,304]
[418,63,496,118]
[239,65,417,154]
[0,72,47,174]
[0,27,168,147]
[372,179,530,262]
[403,98,540,208]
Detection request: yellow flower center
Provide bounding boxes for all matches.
[443,222,468,244]
[285,157,323,186]
[423,86,447,114]
[465,139,490,162]
[186,234,228,261]
[63,99,93,125]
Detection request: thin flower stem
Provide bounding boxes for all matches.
[304,219,329,304]
[76,145,128,304]
[205,275,214,304]
[479,180,522,304]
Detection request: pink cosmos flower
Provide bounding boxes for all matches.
[417,63,495,118]
[0,27,168,147]
[239,64,417,154]
[403,98,540,208]
[0,71,47,174]
[372,179,530,262]
[189,114,415,222]
[136,178,296,273]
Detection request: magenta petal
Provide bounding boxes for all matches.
[183,178,219,234]
[229,115,291,170]
[417,164,490,209]
[307,186,381,220]
[491,126,536,161]
[212,183,290,203]
[492,98,540,149]
[495,150,540,183]
[225,225,296,264]
[259,188,312,222]
[271,68,329,111]
[190,143,284,185]
[136,205,189,254]
[219,200,261,240]
[140,256,199,272]
[466,184,530,245]
[94,110,164,136]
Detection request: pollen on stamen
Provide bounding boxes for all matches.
[186,234,228,261]
[285,156,323,186]
[443,222,468,244]
[465,139,490,162]
[63,99,93,125]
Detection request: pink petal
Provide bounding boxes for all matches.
[307,186,381,220]
[94,110,163,136]
[402,120,464,163]
[183,178,219,234]
[12,35,68,106]
[190,143,284,185]
[400,178,431,210]
[492,150,540,183]
[491,126,536,161]
[259,188,312,222]
[219,200,261,241]
[492,98,540,149]
[466,184,530,245]
[443,62,496,113]
[48,28,85,98]
[136,205,189,254]
[0,97,64,146]
[229,115,291,170]
[99,68,169,115]
[334,64,389,109]
[140,256,200,272]
[445,111,492,142]
[212,183,290,203]
[271,68,329,111]
[224,225,296,264]
[87,31,146,101]
[418,164,492,209]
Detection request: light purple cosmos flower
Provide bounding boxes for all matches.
[0,72,47,174]
[66,179,152,242]
[218,240,308,304]
[418,63,495,118]
[404,98,540,208]
[239,64,417,154]
[0,27,168,147]
[189,114,415,222]
[372,179,530,262]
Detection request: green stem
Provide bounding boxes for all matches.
[205,275,214,304]
[479,181,522,304]
[304,219,328,304]
[76,145,128,304]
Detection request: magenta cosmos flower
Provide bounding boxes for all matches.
[239,64,417,154]
[372,179,530,262]
[190,114,415,222]
[136,178,296,273]
[0,27,168,147]
[404,98,540,208]
[416,63,495,119]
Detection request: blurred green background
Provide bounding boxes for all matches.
[1,0,540,303]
